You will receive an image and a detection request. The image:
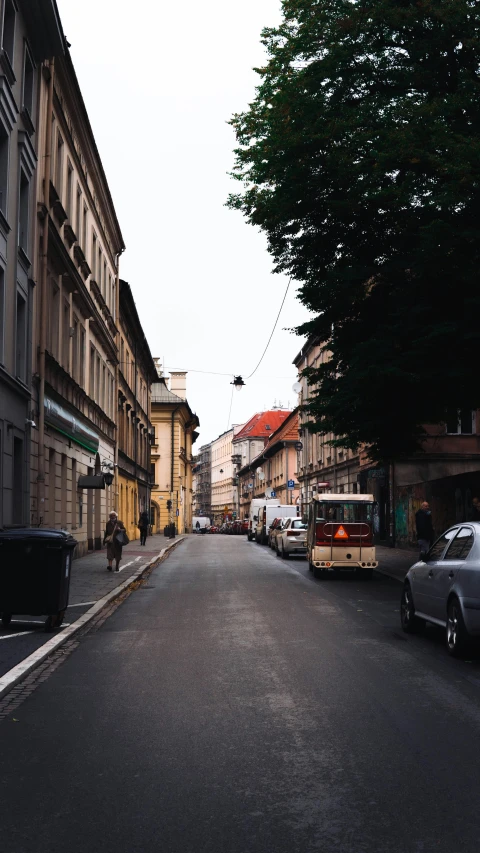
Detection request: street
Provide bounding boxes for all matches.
[1,535,480,852]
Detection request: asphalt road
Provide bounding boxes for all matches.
[1,535,480,852]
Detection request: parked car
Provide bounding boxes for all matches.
[400,522,480,657]
[268,518,284,549]
[276,517,308,559]
[255,504,295,545]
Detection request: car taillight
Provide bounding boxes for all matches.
[287,530,303,537]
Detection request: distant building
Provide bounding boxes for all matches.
[237,410,300,512]
[210,426,243,524]
[193,443,212,520]
[117,280,157,543]
[233,410,292,518]
[150,369,199,533]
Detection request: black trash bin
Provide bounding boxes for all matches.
[0,528,77,632]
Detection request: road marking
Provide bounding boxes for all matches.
[0,631,35,640]
[0,538,185,699]
[11,620,46,626]
[68,601,97,608]
[116,556,142,573]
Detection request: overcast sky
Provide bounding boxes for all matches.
[59,0,311,445]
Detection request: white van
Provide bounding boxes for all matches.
[255,504,297,545]
[247,499,279,541]
[193,516,210,534]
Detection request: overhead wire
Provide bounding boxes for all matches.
[244,277,292,379]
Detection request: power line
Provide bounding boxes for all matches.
[226,383,235,430]
[245,278,292,379]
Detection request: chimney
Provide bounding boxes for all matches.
[170,371,187,399]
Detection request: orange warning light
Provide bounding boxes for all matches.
[334,525,349,540]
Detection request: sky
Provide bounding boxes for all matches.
[59,0,311,446]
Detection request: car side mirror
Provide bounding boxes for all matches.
[253,515,258,521]
[420,550,428,562]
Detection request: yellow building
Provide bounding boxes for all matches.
[116,281,157,542]
[150,368,199,533]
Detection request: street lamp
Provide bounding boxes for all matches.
[231,375,245,391]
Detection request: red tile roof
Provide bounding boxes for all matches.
[233,410,292,442]
[264,410,299,448]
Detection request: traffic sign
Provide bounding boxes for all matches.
[287,480,295,489]
[334,525,348,540]
[270,490,276,497]
[176,509,179,517]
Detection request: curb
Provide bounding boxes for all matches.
[0,536,185,700]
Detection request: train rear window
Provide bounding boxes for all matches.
[314,502,373,523]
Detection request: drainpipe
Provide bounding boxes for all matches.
[36,59,55,526]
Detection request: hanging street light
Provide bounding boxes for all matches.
[231,375,245,391]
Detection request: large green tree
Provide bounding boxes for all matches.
[228,0,480,460]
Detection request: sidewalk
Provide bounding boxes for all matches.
[376,544,418,583]
[68,531,175,606]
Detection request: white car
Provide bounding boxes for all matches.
[276,517,308,559]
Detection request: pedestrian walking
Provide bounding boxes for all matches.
[103,511,128,572]
[138,510,150,546]
[415,501,434,556]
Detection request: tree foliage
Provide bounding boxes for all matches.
[228,0,480,460]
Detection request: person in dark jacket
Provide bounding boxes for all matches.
[138,510,150,546]
[472,497,480,521]
[103,511,127,571]
[415,502,434,555]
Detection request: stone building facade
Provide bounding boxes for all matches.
[0,0,63,528]
[30,43,124,556]
[237,410,300,515]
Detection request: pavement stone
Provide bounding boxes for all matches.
[68,531,174,605]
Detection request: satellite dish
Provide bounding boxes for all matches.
[292,382,302,394]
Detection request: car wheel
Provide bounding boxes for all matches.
[446,598,470,658]
[282,543,289,560]
[400,584,424,634]
[313,564,326,579]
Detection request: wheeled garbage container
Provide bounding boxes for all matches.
[0,528,77,632]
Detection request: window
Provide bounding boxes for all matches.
[446,410,475,435]
[18,169,29,253]
[82,205,87,251]
[15,290,26,381]
[76,186,82,241]
[89,344,95,397]
[22,45,34,120]
[79,327,86,387]
[0,121,9,215]
[98,246,102,290]
[91,232,97,279]
[49,280,59,358]
[103,260,107,298]
[0,268,4,363]
[427,529,457,561]
[12,436,23,523]
[62,300,69,370]
[55,132,63,196]
[2,0,15,69]
[444,527,474,561]
[66,161,73,220]
[72,317,79,382]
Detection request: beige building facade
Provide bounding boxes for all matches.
[294,337,360,516]
[150,369,199,534]
[30,44,124,556]
[211,425,243,523]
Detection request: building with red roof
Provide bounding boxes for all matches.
[236,410,300,516]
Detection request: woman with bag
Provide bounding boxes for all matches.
[103,510,129,572]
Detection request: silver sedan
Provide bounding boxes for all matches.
[400,522,480,657]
